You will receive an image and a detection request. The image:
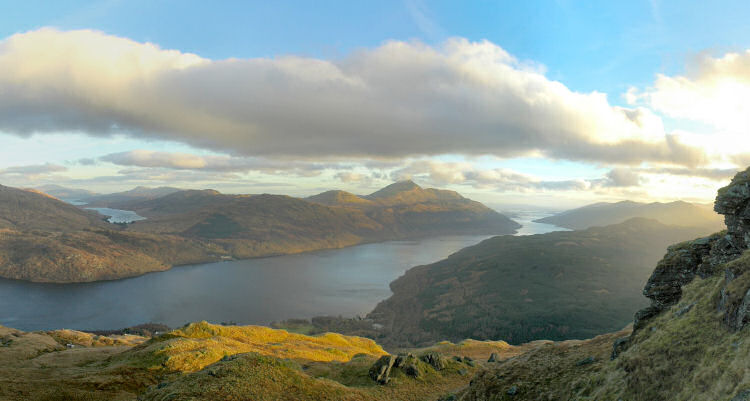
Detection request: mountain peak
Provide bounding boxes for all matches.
[366,180,422,199]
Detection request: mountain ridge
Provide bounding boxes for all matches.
[0,181,519,283]
[535,199,723,231]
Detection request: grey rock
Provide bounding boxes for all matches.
[673,302,696,317]
[368,355,396,385]
[732,389,750,401]
[507,385,519,395]
[488,352,499,362]
[421,352,446,371]
[575,356,595,366]
[611,336,629,360]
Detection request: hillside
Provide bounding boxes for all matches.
[81,186,182,208]
[0,321,530,401]
[535,200,724,231]
[304,181,521,237]
[33,184,98,201]
[451,166,750,401]
[306,190,376,206]
[0,181,518,283]
[367,218,713,347]
[0,185,106,232]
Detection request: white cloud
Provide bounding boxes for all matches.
[633,50,750,132]
[0,28,703,166]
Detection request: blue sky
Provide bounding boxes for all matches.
[1,1,750,206]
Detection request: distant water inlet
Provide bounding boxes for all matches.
[86,208,146,224]
[0,212,566,332]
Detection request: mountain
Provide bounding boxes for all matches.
[534,199,724,231]
[305,181,521,237]
[33,184,98,201]
[306,189,375,206]
[367,217,713,347]
[0,184,105,231]
[0,181,519,282]
[121,183,519,258]
[82,186,182,207]
[449,167,750,401]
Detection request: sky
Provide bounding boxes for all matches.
[2,0,750,207]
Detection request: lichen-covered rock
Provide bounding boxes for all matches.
[420,352,446,371]
[610,336,629,360]
[633,236,719,330]
[631,169,750,334]
[716,168,750,250]
[368,355,395,385]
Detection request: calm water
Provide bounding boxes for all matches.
[0,212,563,332]
[86,208,146,223]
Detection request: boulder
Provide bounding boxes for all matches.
[394,353,421,378]
[368,355,396,385]
[421,352,446,371]
[488,352,499,362]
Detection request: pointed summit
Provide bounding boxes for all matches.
[365,180,423,200]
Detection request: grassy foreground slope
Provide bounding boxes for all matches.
[0,321,528,401]
[368,218,712,347]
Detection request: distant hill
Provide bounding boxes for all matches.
[534,200,724,231]
[121,182,519,259]
[82,186,182,208]
[304,180,521,237]
[367,218,712,347]
[0,181,519,283]
[33,184,98,201]
[306,190,375,206]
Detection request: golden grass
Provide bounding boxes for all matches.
[121,321,387,373]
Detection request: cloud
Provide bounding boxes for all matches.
[0,28,704,166]
[606,168,641,187]
[0,163,67,176]
[631,50,750,131]
[389,160,610,192]
[99,150,340,176]
[335,172,370,183]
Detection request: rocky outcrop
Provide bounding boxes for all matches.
[421,352,446,371]
[368,355,396,384]
[629,168,750,340]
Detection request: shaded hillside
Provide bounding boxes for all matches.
[535,200,723,231]
[368,218,713,347]
[0,321,528,401]
[453,167,750,401]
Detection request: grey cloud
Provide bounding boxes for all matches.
[99,150,342,177]
[0,163,67,176]
[0,28,704,166]
[606,168,641,187]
